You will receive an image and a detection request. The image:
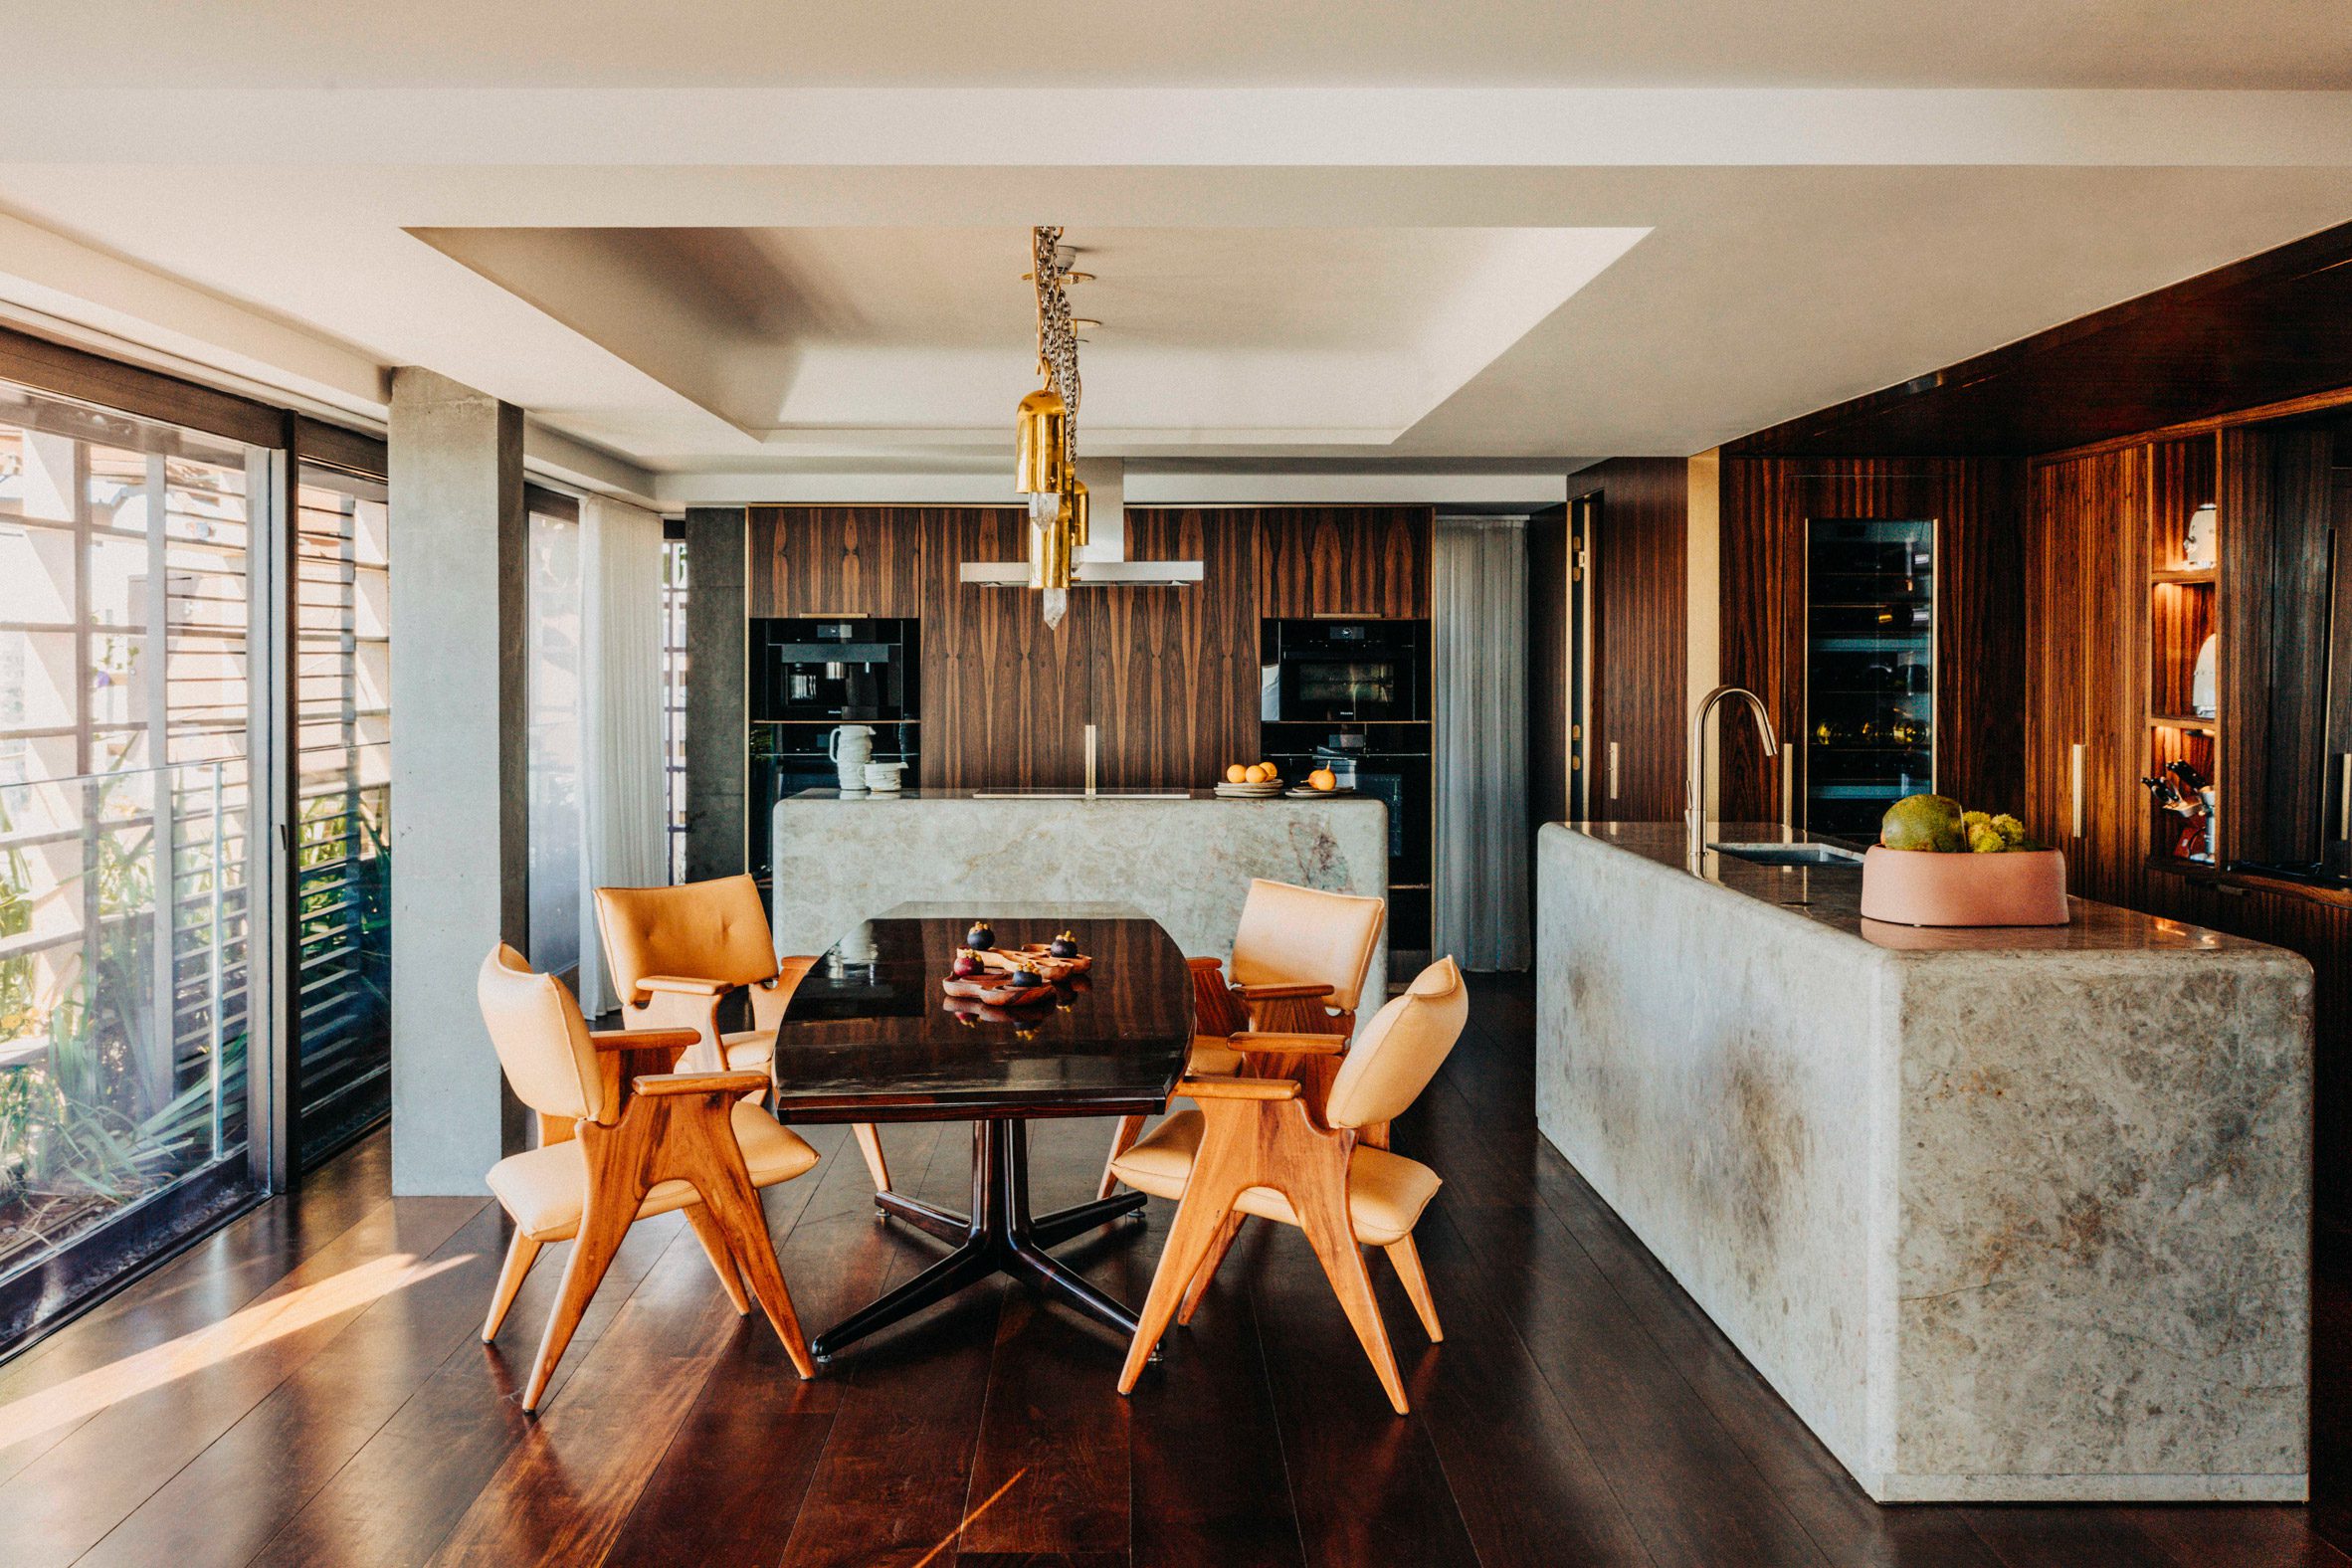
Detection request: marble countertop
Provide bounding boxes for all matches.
[785,787,1379,804]
[1567,820,2280,956]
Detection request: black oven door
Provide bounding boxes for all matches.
[1278,657,1403,721]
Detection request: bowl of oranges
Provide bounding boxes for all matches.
[1214,761,1285,798]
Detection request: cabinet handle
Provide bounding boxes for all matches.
[1608,741,1621,802]
[2338,754,2351,844]
[2069,742,2085,840]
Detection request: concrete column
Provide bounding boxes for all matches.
[683,506,747,882]
[387,368,528,1195]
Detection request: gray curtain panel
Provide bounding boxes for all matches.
[1432,516,1531,970]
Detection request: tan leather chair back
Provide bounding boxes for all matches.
[595,875,778,1006]
[1324,957,1468,1131]
[478,944,604,1123]
[1228,879,1386,1013]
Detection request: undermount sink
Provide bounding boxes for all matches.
[1707,841,1865,867]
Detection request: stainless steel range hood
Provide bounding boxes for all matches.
[957,459,1203,588]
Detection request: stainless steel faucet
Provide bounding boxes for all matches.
[1686,686,1780,865]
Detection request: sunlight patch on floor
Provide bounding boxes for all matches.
[0,1251,477,1447]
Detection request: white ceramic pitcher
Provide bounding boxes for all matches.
[827,724,877,766]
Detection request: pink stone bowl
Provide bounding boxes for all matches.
[1858,846,2070,927]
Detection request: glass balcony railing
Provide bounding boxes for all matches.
[0,756,254,1308]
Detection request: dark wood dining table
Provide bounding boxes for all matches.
[774,901,1194,1362]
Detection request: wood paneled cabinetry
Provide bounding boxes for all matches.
[749,505,925,618]
[2018,447,2146,906]
[1258,506,1431,619]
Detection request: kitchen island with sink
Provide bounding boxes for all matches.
[770,788,1388,973]
[1537,820,2311,1502]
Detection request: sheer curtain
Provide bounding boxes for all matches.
[576,493,670,1016]
[1432,516,1530,970]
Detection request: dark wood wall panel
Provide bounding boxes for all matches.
[1090,508,1261,788]
[917,508,1092,790]
[1582,459,1688,822]
[1258,506,1432,619]
[1524,503,1571,826]
[744,504,1417,792]
[1719,457,2026,826]
[2018,448,2146,907]
[747,505,926,618]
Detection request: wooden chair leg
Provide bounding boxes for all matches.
[1177,1211,1246,1326]
[1295,1188,1409,1415]
[1384,1233,1442,1342]
[685,1203,750,1314]
[522,1193,636,1414]
[852,1122,892,1194]
[1118,1186,1244,1396]
[481,1231,542,1342]
[1098,1114,1147,1201]
[681,1111,816,1379]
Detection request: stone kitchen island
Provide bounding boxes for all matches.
[1537,821,2312,1502]
[770,788,1388,975]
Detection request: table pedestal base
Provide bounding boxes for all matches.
[811,1117,1148,1363]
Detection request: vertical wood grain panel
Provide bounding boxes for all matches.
[1090,508,1260,789]
[747,505,924,618]
[1258,506,1432,618]
[1582,460,1689,822]
[919,508,1091,790]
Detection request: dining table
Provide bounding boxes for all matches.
[773,900,1194,1362]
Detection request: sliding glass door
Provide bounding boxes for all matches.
[0,380,272,1342]
[290,461,390,1169]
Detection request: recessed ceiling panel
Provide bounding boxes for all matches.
[412,224,1648,449]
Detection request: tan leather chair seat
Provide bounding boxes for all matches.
[1108,1109,1442,1247]
[720,1031,775,1073]
[1187,1035,1246,1077]
[488,1100,818,1243]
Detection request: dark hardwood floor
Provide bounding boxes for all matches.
[1,976,2340,1568]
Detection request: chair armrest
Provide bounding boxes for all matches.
[591,1028,702,1054]
[633,1070,772,1099]
[1233,981,1336,1002]
[636,975,731,998]
[1232,1031,1349,1057]
[1178,1076,1299,1101]
[1186,956,1228,974]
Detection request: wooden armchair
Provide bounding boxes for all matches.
[476,944,820,1413]
[1098,880,1386,1197]
[595,875,892,1193]
[1108,957,1467,1414]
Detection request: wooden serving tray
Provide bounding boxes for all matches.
[972,946,1091,980]
[940,974,1058,1007]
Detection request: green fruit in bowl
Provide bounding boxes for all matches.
[1967,824,2007,854]
[1991,813,2028,848]
[1880,793,1968,853]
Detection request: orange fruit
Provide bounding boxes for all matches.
[1308,767,1336,791]
[1225,763,1248,783]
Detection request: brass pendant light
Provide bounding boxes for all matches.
[1014,383,1069,498]
[1015,226,1083,625]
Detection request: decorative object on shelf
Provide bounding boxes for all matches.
[2183,501,2218,569]
[2191,633,2218,717]
[964,919,996,951]
[2140,763,2215,862]
[1860,793,2068,926]
[863,761,905,793]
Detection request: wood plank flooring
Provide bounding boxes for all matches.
[3,975,2342,1568]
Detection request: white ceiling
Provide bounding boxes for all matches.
[0,14,2348,503]
[12,0,2352,89]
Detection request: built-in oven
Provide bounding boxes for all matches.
[1261,619,1426,723]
